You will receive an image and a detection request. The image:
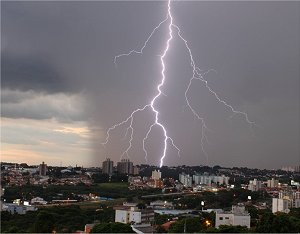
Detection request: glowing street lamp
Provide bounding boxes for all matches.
[205,220,211,227]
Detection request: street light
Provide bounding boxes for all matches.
[205,220,211,227]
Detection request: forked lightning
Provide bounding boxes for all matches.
[102,0,255,167]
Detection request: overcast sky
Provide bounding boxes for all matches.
[1,1,299,169]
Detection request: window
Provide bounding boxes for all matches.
[219,217,223,220]
[225,217,229,220]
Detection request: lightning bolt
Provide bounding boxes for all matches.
[102,0,255,167]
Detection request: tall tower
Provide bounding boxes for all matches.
[39,161,47,176]
[117,159,133,175]
[102,158,114,175]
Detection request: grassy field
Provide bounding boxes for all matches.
[79,198,126,209]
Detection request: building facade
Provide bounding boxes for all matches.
[117,159,133,174]
[272,190,300,213]
[114,203,154,225]
[215,205,250,229]
[151,170,161,180]
[102,158,114,175]
[39,162,47,176]
[179,173,192,187]
[267,178,279,188]
[248,179,262,191]
[193,173,229,186]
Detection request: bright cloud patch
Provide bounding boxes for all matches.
[1,90,96,166]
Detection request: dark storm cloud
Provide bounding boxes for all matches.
[1,1,299,169]
[1,89,86,122]
[1,53,69,93]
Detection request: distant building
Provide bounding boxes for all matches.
[267,178,279,188]
[102,158,114,175]
[281,165,300,172]
[133,166,139,175]
[117,159,133,174]
[39,162,47,176]
[114,202,154,225]
[84,223,95,233]
[2,203,37,215]
[179,173,192,187]
[149,200,174,210]
[215,205,250,229]
[151,170,161,180]
[272,190,300,213]
[31,197,47,205]
[272,198,290,213]
[193,173,229,186]
[147,179,163,189]
[248,179,262,191]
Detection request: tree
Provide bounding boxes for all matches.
[168,218,203,233]
[271,213,300,233]
[91,222,134,233]
[33,211,56,233]
[255,210,274,233]
[3,226,21,233]
[155,214,172,225]
[217,225,248,233]
[289,208,300,218]
[92,173,109,183]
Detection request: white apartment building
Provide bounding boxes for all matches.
[267,178,279,188]
[215,205,250,229]
[248,179,262,191]
[179,173,192,187]
[151,170,161,180]
[272,198,290,213]
[193,173,229,186]
[114,203,154,225]
[272,190,300,213]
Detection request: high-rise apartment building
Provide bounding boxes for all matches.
[117,159,133,174]
[193,173,229,186]
[248,179,262,191]
[133,166,139,175]
[39,162,47,176]
[272,190,300,213]
[179,173,192,187]
[102,158,114,175]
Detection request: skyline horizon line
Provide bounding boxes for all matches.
[2,160,300,172]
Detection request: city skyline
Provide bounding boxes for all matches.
[1,1,299,169]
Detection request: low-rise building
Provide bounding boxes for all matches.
[31,197,47,205]
[215,205,250,229]
[2,203,37,214]
[149,200,174,210]
[114,203,154,225]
